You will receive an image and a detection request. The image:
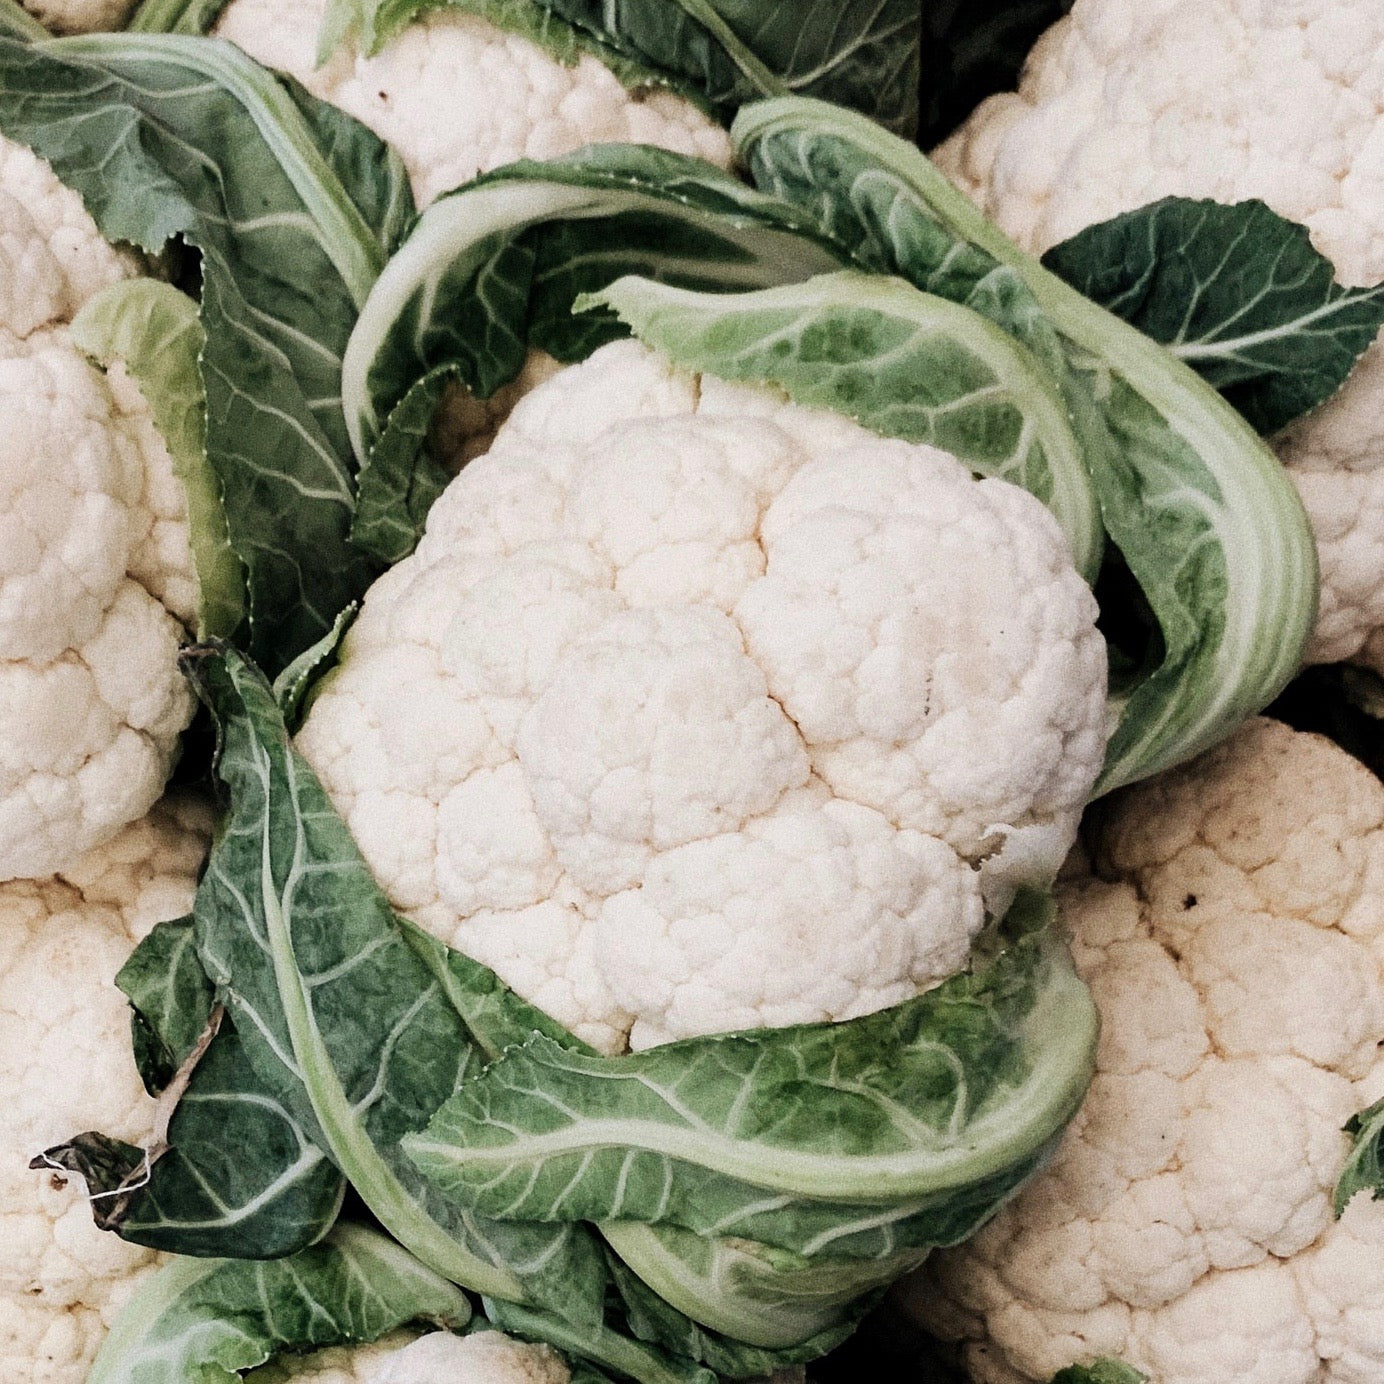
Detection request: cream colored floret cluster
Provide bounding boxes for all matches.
[0,137,196,882]
[247,1330,571,1384]
[297,340,1108,1054]
[910,719,1384,1384]
[0,796,211,1384]
[933,0,1384,671]
[215,0,731,210]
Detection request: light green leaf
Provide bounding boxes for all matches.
[72,280,245,641]
[320,0,922,135]
[0,33,414,673]
[340,145,846,558]
[585,271,1102,580]
[87,1223,470,1384]
[602,1222,900,1356]
[186,646,606,1319]
[1043,197,1384,436]
[735,95,1318,794]
[405,925,1096,1237]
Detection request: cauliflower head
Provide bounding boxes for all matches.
[0,135,197,882]
[932,0,1384,670]
[17,0,138,34]
[296,339,1108,1054]
[247,1330,570,1384]
[908,718,1384,1384]
[0,794,211,1384]
[215,0,732,209]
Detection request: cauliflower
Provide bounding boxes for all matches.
[908,718,1384,1384]
[17,0,137,34]
[0,794,212,1384]
[931,0,1384,671]
[247,1330,571,1384]
[296,339,1108,1054]
[215,0,732,209]
[0,135,197,882]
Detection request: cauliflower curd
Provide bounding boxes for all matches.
[933,0,1384,670]
[215,0,731,209]
[297,341,1108,1054]
[911,719,1384,1384]
[247,1330,571,1384]
[0,136,196,882]
[0,795,211,1384]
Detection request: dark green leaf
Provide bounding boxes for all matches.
[1043,198,1384,436]
[116,917,216,1095]
[72,920,348,1258]
[0,33,414,673]
[86,1223,471,1384]
[351,368,457,564]
[483,1297,718,1384]
[1335,1097,1384,1216]
[186,645,606,1321]
[604,1237,866,1374]
[127,0,236,31]
[118,1024,348,1259]
[31,1133,147,1232]
[1050,1363,1148,1384]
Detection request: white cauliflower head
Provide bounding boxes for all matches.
[17,0,137,34]
[0,795,211,1384]
[247,1330,571,1384]
[215,0,732,209]
[0,136,197,882]
[932,0,1384,672]
[296,339,1107,1054]
[908,718,1384,1384]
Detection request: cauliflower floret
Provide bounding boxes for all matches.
[297,339,1107,1053]
[932,0,1384,670]
[907,718,1384,1384]
[0,137,197,882]
[0,795,212,1384]
[215,0,732,208]
[18,0,137,33]
[247,1330,571,1384]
